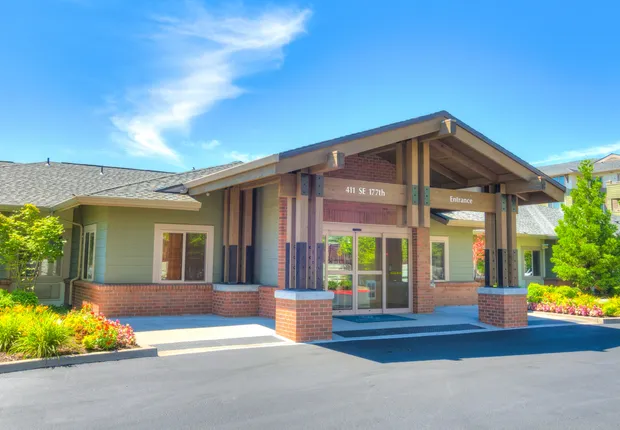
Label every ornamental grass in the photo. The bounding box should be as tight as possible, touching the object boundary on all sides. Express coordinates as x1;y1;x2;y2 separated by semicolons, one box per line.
0;291;136;360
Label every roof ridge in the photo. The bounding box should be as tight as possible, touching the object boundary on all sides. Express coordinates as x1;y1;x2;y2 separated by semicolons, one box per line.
59;161;171;174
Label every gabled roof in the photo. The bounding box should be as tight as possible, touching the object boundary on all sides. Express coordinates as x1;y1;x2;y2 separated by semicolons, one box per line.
538;153;620;177
0;161;238;212
183;110;566;205
434;205;620;237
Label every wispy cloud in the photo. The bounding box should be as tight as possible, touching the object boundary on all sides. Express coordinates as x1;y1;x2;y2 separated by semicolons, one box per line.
201;139;221;150
110;3;311;165
533;142;620;165
225;150;266;163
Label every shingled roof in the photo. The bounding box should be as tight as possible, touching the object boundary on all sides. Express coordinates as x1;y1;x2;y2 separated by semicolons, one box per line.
435;205;620;237
0;161;239;210
538;154;620;177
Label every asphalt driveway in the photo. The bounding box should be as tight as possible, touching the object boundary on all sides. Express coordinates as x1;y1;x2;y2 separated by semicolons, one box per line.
1;324;620;429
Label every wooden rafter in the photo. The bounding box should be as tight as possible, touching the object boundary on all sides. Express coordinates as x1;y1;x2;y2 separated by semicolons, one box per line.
432;139;498;181
430;160;467;186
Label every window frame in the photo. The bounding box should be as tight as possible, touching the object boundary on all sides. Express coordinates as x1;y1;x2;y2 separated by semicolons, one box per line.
430;236;450;282
82;224;97;282
38;258;63;279
152;224;214;284
522;247;543;279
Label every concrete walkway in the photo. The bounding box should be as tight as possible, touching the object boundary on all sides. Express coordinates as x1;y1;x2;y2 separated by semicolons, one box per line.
120;315;289;356
120;306;570;355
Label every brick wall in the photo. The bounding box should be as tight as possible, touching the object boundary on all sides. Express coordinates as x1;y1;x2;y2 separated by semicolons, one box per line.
72;281;213;317
325;154;396;183
434;281;483;306
259;286;278;318
412;227;434;313
213;290;259;317
478;292;528;328
275;298;332;342
323;201;398;225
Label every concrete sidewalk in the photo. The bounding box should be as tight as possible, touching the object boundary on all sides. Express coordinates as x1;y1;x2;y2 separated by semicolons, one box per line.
119;315;290;356
119;306;571;355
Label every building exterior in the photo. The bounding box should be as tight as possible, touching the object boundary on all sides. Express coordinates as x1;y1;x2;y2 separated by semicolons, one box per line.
0;111;565;339
538;154;620;212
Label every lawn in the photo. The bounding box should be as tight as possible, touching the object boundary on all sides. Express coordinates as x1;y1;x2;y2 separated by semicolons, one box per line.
0;289;136;362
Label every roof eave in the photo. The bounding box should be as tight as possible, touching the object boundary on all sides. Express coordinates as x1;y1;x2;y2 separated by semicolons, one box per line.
51;196;202;212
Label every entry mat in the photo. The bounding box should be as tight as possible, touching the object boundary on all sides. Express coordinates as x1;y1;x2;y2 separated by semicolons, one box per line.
334;315;413;323
333;323;486;338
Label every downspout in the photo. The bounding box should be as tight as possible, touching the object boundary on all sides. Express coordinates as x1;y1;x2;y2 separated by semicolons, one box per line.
67;221;84;306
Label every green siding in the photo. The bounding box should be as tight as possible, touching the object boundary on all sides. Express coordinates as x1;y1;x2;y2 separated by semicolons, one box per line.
102;191;225;284
253;184;279;286
429;220;475;282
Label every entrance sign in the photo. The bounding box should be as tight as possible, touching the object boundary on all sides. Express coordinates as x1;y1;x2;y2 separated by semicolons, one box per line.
324;177;406;205
430;188;495;212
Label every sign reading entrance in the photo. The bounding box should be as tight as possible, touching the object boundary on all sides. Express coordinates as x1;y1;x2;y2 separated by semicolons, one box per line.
431;188;495;212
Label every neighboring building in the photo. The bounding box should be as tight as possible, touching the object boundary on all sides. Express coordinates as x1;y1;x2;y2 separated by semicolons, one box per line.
538;154;620;211
0;111;565;336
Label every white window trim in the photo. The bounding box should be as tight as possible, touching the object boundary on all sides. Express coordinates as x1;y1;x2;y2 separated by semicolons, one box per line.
83;224;97;282
522;246;543;279
152;224;214;284
430;236;450;282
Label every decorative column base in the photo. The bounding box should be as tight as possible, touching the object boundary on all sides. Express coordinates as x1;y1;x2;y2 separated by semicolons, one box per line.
478;287;528;328
275;289;334;342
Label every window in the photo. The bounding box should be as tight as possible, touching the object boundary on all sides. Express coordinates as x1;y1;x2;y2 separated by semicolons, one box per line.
153;224;214;283
523;248;542;278
82;224;96;281
431;237;449;281
39;259;62;277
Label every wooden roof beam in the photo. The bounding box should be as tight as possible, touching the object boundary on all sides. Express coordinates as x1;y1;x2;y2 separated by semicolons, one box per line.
432;139;498;181
309;151;345;174
430;160;467;186
505;178;546;195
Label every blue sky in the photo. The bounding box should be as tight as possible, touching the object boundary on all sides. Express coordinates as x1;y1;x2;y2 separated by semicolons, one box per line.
1;0;618;172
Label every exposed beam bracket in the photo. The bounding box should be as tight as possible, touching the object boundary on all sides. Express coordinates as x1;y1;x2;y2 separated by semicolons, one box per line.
308;151;345;174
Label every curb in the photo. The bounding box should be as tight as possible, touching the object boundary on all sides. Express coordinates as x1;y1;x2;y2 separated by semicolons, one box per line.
529;311;620;325
0;346;158;375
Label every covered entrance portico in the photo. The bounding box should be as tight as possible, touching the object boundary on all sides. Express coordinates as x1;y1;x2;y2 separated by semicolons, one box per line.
182;111;565;342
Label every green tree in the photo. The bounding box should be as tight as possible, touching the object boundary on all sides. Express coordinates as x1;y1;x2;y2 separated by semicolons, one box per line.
551;160;620;294
0;204;65;290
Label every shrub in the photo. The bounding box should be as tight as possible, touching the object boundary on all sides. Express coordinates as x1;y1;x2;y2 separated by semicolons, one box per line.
64;306;136;351
603;298;620;317
10;310;70;358
10;290;38;306
0;289;13;308
0;313;22;352
527;283;549;304
555;286;579;299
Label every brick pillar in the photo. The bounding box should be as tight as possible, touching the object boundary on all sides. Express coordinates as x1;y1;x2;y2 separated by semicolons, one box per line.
411;227;434;313
478;287;528;328
275;290;334;342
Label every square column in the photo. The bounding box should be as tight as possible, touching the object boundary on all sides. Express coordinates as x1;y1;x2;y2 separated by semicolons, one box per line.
275;289;334;342
478;287;528;328
412;227;434;313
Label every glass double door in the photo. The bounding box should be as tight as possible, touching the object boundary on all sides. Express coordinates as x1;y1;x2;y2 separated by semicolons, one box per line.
325;226;410;314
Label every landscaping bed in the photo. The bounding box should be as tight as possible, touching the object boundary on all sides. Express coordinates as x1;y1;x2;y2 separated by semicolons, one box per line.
527;283;620;318
0;289;139;362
